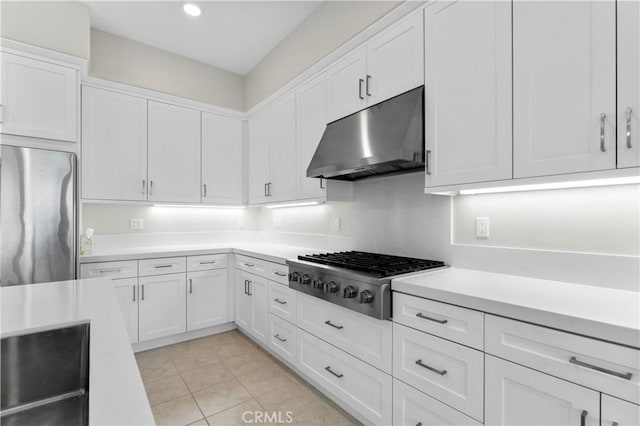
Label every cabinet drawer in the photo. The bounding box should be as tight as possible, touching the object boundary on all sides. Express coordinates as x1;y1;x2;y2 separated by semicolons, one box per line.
297;328;392;425
139;257;186;276
235;254;268;276
267;263;289;285
601;394;640;426
268;281;297;324
393;323;484;421
268;314;297;366
485;315;640;404
297;293;392;373
393;378;481;426
187;254;227;271
393;292;484;350
80;260;137;279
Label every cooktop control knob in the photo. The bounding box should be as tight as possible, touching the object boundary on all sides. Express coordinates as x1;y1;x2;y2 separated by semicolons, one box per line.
289;272;300;283
323;281;339;294
359;290;374;304
312;278;324;289
343;286;357;299
301;274;312;285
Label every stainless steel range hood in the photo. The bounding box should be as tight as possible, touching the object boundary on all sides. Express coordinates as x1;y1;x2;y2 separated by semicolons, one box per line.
307;86;424;181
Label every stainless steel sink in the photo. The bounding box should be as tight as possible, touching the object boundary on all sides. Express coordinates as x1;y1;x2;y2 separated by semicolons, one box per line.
1;323;90;426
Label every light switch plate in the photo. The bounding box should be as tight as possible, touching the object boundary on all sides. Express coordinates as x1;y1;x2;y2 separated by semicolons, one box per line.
333;217;342;231
475;217;489;238
129;218;144;230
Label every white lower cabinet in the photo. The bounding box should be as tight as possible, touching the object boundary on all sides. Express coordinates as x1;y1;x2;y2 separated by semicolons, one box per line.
393;323;484;422
112;278;139;344
601;394;640;426
393;379;481;426
485;355;600;426
138;273;187;341
297;328;392;425
268;313;297;366
235;270;269;345
235;270;252;331
187;269;227;331
268;281;297;323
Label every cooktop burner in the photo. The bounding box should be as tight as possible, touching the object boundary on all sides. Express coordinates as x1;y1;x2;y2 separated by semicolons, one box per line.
297;251;445;278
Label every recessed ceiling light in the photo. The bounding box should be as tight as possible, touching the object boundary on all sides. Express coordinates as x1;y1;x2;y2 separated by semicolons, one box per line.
182;2;202;17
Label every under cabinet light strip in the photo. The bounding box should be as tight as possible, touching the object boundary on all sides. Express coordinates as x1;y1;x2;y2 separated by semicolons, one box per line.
153;204;245;209
459;176;640;195
265;201;323;209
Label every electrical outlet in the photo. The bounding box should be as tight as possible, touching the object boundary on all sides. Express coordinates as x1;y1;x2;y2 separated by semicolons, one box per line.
333;217;342;231
475;217;489;238
129;218;144;231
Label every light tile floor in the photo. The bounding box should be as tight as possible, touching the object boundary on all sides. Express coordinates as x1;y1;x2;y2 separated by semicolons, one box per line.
135;330;361;426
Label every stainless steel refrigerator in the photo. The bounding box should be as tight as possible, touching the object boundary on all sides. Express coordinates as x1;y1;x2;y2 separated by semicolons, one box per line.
1;145;76;286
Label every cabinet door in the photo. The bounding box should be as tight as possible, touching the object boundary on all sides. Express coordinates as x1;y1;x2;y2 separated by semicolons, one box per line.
187;269;228;331
235;270;252;331
485;355;600;426
201;113;244;204
1;53;77;142
81;86;147;201
138;273;186;341
148;101;201;203
248;109;270;204
425;0;512;187
617;0;640;168
601;394;640;426
326;47;367;123
268;93;297;203
296;74;327;200
513;1;616;178
366;12;423;106
112;278;139;344
247;276;268;344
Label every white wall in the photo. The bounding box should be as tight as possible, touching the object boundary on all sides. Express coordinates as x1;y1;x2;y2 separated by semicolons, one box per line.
244;1;401;109
1;1;90;59
89;29;245;111
258;201;353;237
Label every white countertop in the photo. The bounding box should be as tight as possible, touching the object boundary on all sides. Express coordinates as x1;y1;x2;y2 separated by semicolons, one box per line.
80;242;329;265
1;278;155;425
393;267;640;348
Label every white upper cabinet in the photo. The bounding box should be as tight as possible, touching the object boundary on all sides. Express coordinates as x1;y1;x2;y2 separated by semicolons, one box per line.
326;47;368;123
147;101;201;203
1;53;77;142
296;74;327;200
617;0;640;169
366;12;424;106
81;86;148;201
424;0;512;187
201;113;244;204
268;93;297;202
326;12;424;123
513;1;616;178
248;109;271;204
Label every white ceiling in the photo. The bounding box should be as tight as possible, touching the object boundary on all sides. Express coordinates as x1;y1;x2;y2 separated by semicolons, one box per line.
85;1;322;75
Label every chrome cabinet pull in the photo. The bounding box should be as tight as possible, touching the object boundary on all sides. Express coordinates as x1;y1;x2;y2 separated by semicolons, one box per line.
415;359;447;376
569;356;632;380
141;284;145;301
244;263;255;268
273;271;287;277
98;267;122;273
580;410;588;426
267;182;272;196
247;280;252;296
626;107;633;148
149;180;153;195
154;264;173;269
133;285;136;302
189;278;193;294
426;150;432;175
274;298;287;305
203;184;207;198
320;178;325;189
264;183;268;197
416;312;448;324
199;260;216;265
244;279;248;295
600;113;607;152
325;366;343;378
324;320;343;330
358;78;364;100
142;179;146;195
274;334;287;342
366;75;372;96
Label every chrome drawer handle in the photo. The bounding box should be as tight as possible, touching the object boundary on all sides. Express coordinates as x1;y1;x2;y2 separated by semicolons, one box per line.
415;359;447;376
324;320;343;330
626;107;633;148
416;312;448;324
154;264;173;269
98;267;123;273
274;298;287;305
244;263;255;267
358;78;364;100
569;356;632;380
273;271;287;277
600;113;607;152
274;334;287;342
581;410;588;426
199;260;216;265
325;366;343;378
